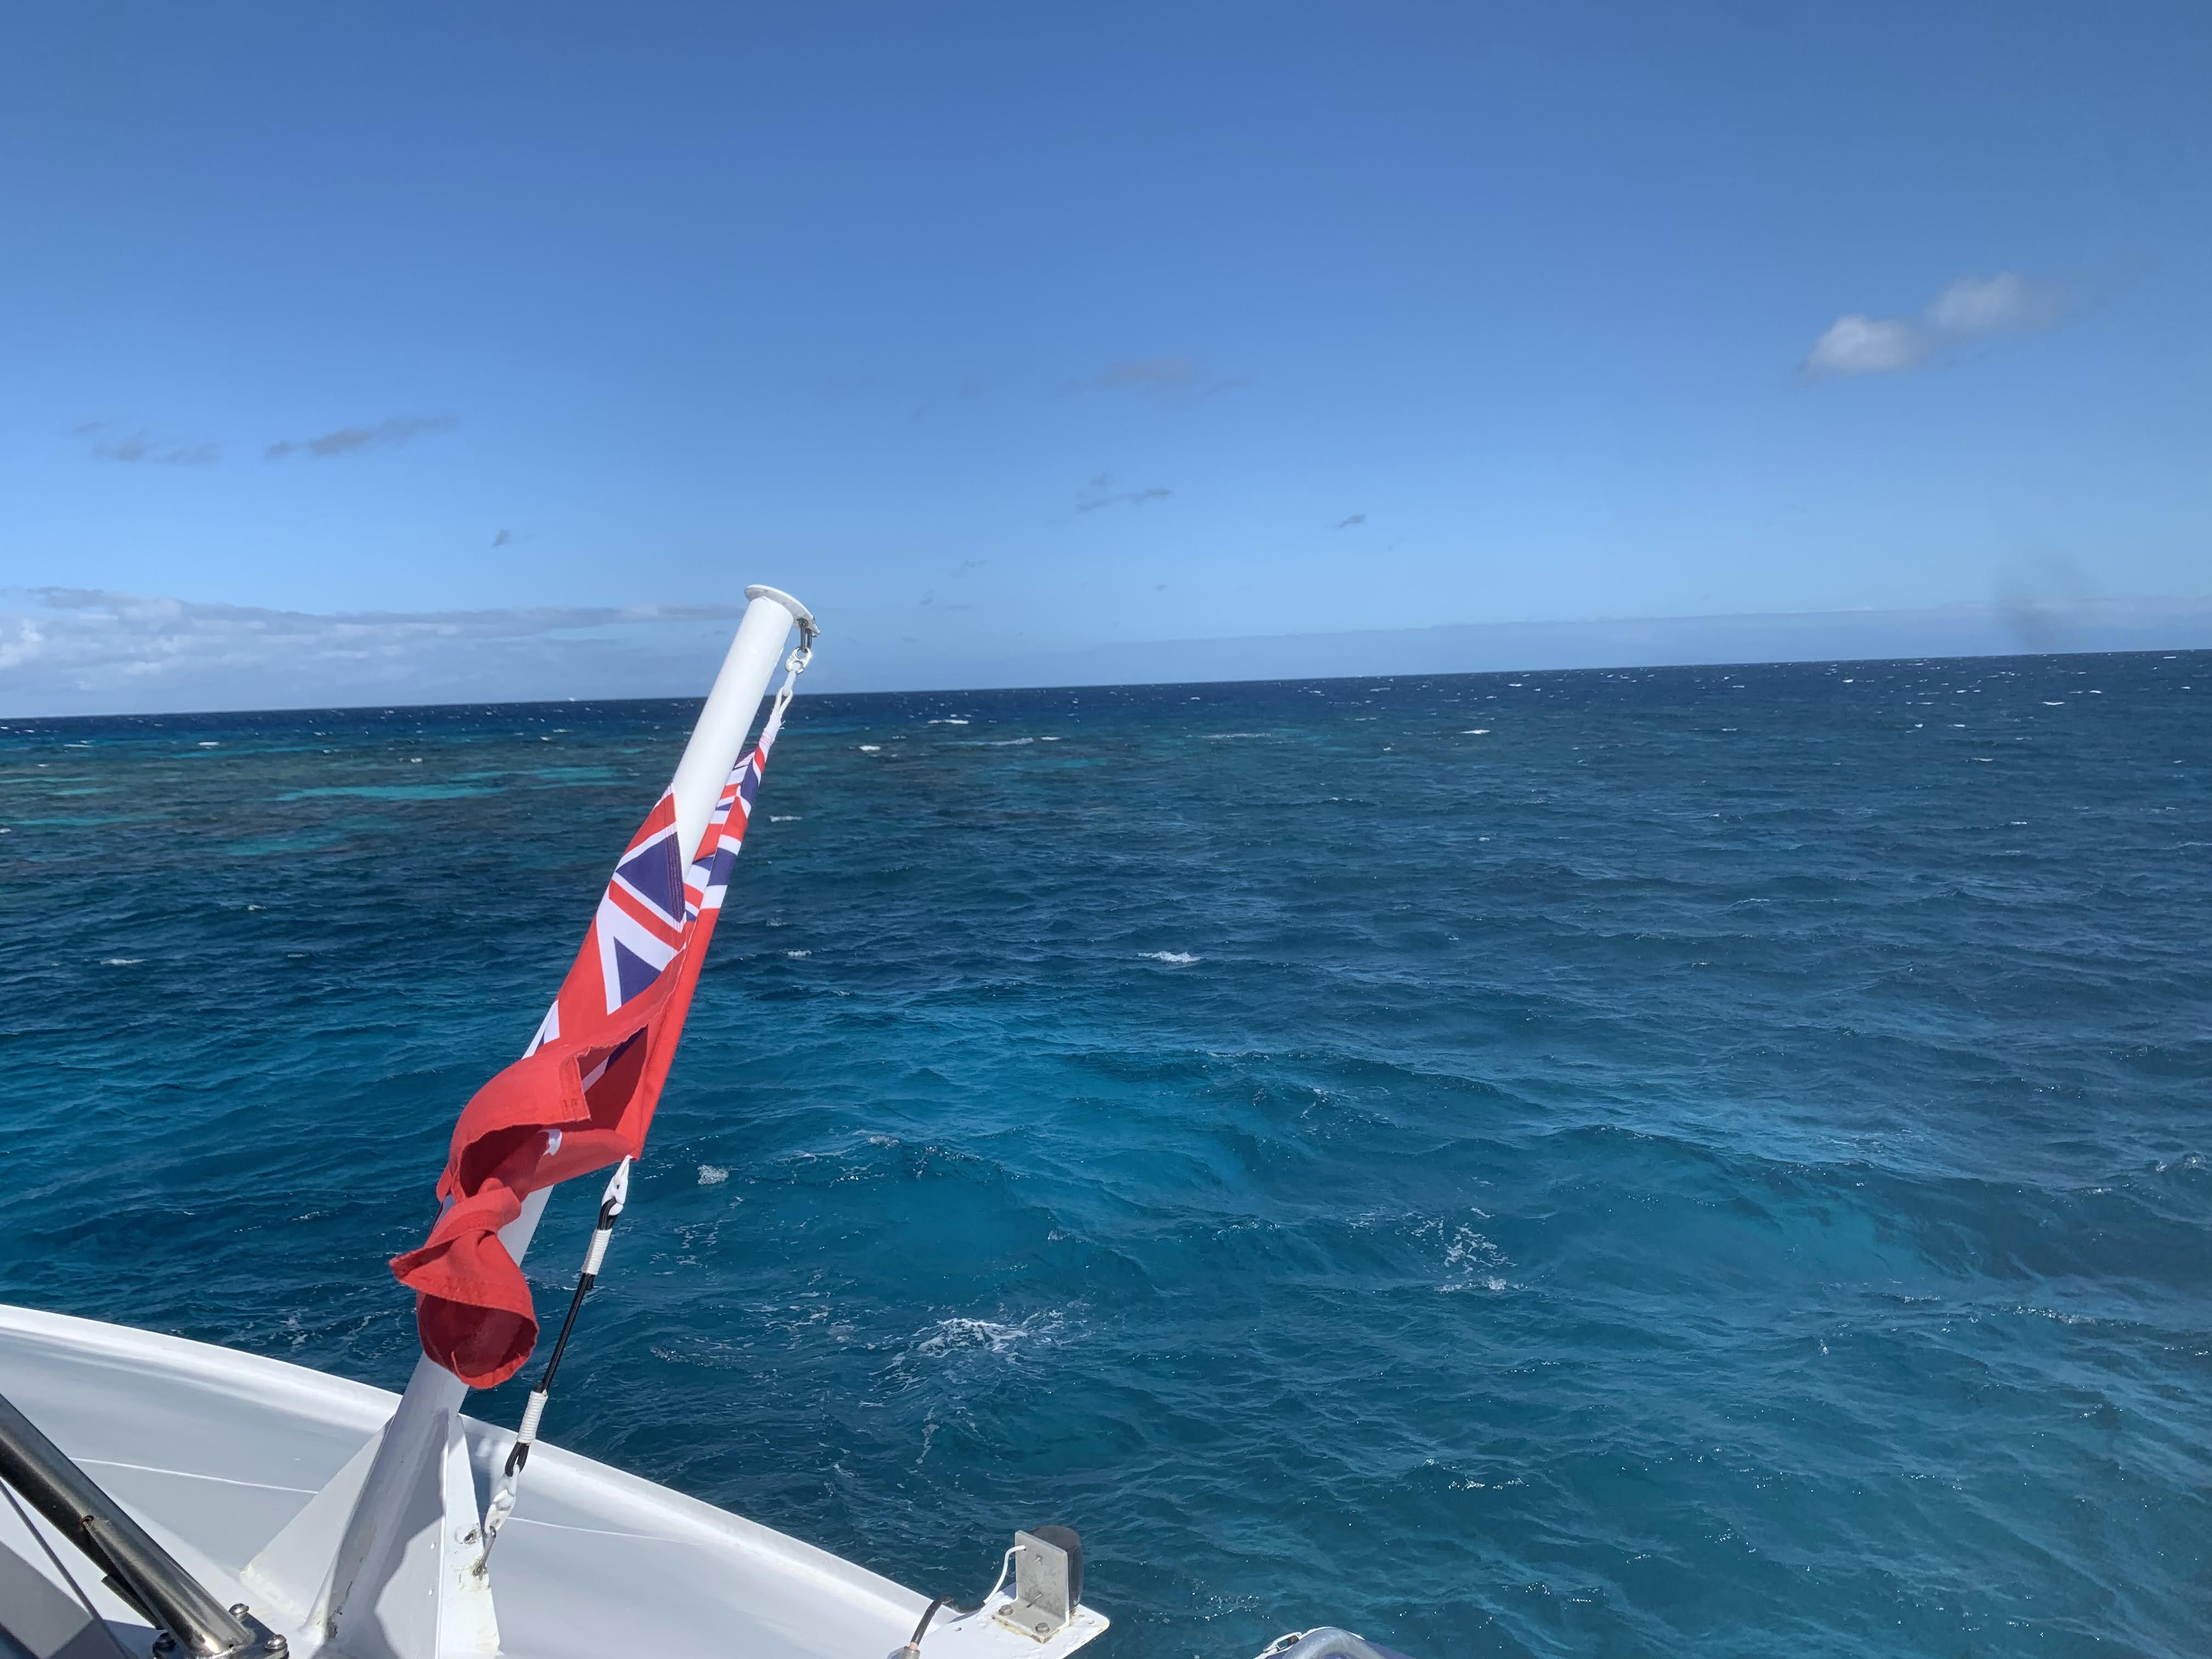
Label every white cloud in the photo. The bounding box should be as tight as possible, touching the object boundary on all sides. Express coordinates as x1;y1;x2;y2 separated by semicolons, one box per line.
1801;272;2067;381
0;588;753;716
1925;272;2065;336
1802;314;1938;378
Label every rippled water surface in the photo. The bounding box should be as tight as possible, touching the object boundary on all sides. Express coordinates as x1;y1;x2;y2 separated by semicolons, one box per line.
3;653;2208;1658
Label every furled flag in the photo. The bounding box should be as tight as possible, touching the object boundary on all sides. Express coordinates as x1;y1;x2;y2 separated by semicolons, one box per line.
391;712;788;1387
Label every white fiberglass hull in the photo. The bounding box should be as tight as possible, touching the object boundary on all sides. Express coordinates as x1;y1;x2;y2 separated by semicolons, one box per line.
0;1304;1105;1659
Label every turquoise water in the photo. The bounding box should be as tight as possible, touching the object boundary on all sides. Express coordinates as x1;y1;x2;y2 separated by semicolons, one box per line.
2;653;2207;1658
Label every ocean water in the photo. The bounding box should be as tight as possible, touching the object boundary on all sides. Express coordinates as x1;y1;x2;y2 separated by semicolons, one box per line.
2;653;2207;1658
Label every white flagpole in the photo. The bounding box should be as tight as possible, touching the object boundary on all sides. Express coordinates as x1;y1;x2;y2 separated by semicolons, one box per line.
244;585;815;1659
495;583;814;1266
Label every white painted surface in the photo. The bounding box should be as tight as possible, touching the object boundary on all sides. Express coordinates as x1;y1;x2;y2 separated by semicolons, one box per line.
0;1304;1107;1659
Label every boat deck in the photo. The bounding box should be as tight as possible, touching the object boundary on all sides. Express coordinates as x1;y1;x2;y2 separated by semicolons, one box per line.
0;1304;1104;1659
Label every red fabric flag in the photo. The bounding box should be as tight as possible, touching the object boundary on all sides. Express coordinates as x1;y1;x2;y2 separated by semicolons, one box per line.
391;720;781;1387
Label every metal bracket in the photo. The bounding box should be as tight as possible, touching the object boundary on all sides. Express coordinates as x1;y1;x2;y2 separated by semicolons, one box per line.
991;1530;1077;1643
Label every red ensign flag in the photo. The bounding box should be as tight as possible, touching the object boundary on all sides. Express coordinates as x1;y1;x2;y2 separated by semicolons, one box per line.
391;724;782;1387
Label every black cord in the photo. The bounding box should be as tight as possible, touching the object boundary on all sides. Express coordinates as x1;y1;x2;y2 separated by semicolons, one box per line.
503;1190;623;1479
910;1596;949;1645
902;1593;991;1654
540;1190;623;1394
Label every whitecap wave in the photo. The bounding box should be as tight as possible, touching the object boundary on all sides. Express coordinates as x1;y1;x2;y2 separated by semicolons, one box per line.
911;1309;1067;1361
1142;950;1200;964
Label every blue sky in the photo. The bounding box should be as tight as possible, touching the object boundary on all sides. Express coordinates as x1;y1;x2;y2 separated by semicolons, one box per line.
2;4;2207;710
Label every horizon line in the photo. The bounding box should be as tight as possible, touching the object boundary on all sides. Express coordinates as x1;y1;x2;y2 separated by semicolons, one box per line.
6;637;2203;726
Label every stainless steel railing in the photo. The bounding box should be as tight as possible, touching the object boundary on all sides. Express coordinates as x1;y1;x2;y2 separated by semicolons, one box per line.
0;1389;285;1658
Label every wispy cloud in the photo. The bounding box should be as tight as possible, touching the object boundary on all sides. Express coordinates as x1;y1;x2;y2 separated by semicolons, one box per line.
0;588;754;716
1074;473;1173;514
910;376;989;423
1802;315;1935;377
1925;273;2066;335
77;422;221;466
1801;272;2067;381
264;415;459;461
1084;355;1249;407
1093;355;1198;393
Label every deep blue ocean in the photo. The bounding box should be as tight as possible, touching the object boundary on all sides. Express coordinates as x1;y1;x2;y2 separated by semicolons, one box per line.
3;653;2207;1658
